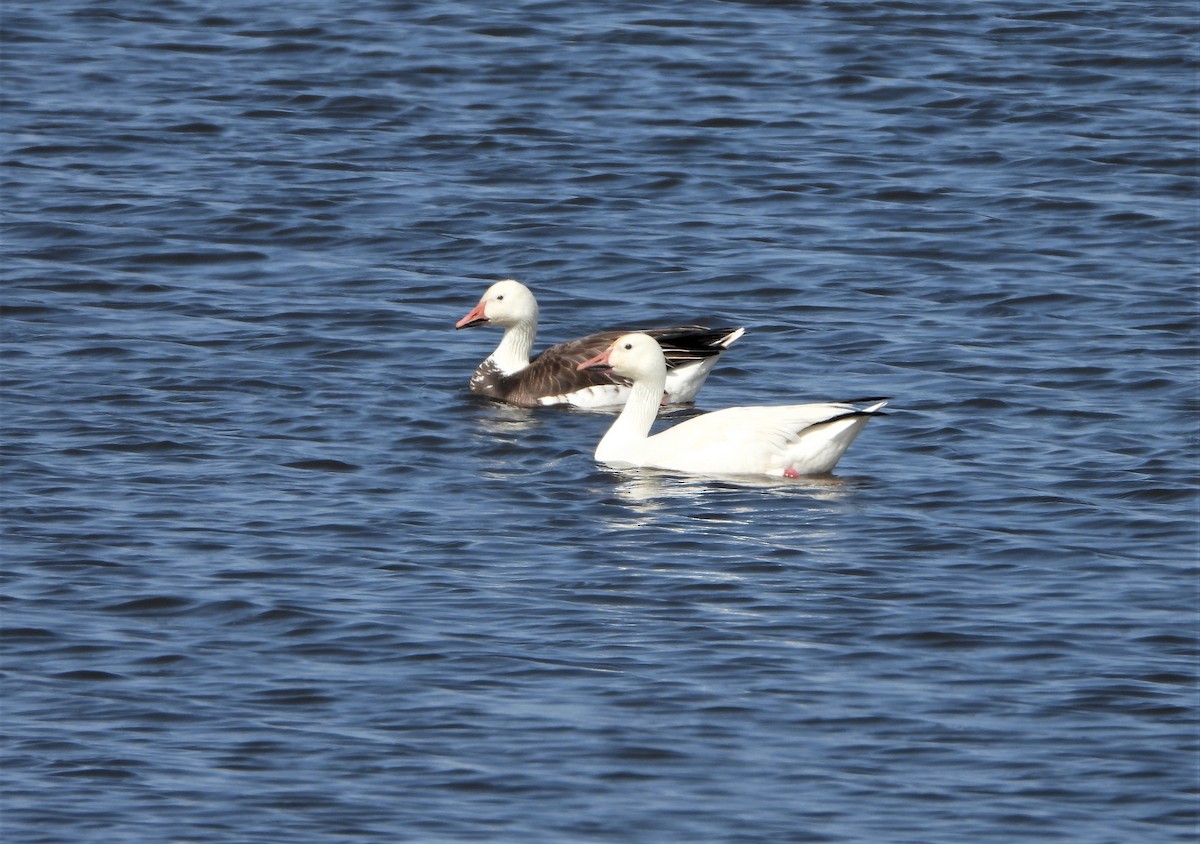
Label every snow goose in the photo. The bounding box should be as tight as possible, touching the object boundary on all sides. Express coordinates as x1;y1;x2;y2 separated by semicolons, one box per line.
578;333;887;477
455;279;744;409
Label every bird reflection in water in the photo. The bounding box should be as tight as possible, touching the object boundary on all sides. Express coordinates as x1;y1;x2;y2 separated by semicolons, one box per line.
605;466;862;509
469;401;542;436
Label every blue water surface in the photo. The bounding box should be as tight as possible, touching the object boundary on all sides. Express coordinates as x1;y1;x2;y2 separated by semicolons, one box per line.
2;1;1197;842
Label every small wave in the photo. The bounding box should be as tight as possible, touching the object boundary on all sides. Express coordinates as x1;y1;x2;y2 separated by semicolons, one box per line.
281;459;361;472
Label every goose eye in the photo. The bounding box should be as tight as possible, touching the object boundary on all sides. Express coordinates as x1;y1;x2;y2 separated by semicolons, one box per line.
496;295;504;301
623;343;632;350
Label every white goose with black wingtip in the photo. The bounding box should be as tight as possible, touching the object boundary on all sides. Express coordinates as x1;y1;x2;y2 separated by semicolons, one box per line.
578;333;887;477
455;279;744;409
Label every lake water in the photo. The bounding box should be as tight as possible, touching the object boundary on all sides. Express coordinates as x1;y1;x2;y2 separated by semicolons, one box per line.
2;1;1197;842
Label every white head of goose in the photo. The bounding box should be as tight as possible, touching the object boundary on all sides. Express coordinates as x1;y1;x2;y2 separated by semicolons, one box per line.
578;333;887;478
455;279;744;409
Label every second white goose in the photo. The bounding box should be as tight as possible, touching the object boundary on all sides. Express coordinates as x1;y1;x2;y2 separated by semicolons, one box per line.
578;333;887;477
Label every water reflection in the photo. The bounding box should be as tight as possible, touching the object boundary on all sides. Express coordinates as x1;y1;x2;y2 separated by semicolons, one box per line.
604;466;864;510
468;401;543;436
593;467;866;558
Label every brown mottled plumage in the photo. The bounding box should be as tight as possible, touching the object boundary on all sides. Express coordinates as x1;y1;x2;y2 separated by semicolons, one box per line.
468;326;741;407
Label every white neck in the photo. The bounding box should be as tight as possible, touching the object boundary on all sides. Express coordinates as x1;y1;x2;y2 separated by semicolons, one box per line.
489;319;536;374
595;368;664;463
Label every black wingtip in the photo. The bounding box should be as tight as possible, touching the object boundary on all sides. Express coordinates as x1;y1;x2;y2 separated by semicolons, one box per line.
807;408;887;430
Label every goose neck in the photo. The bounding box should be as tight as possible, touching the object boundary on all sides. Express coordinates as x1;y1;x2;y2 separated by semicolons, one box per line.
490;319;536;374
598;374;663;455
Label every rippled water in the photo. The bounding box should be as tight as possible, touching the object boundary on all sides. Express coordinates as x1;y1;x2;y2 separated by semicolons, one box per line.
3;2;1197;842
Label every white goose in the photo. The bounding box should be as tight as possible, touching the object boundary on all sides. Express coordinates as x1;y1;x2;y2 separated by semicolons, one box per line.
455;279;744;409
578;333;887;477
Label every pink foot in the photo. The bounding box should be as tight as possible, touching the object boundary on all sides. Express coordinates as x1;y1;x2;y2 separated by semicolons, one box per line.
783;467;800;479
